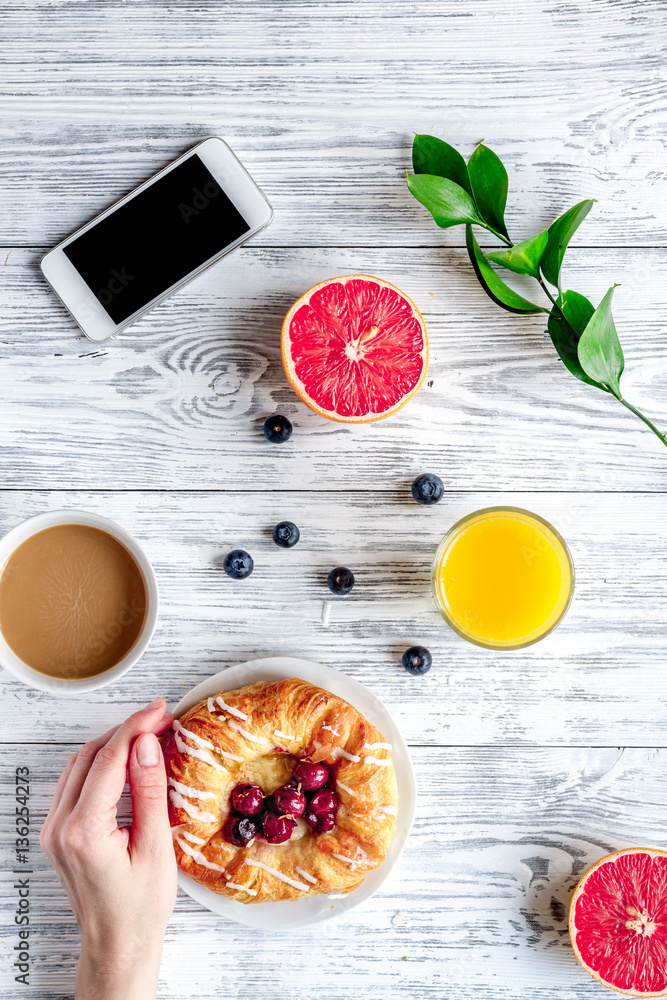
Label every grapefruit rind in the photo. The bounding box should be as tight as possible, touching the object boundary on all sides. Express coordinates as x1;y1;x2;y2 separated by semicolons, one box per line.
569;848;667;998
280;274;428;424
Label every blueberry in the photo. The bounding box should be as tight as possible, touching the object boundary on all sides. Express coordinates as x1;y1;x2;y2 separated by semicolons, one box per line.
223;549;254;579
327;566;355;595
273;521;300;548
411;473;444;505
264;414;292;443
402;645;432;675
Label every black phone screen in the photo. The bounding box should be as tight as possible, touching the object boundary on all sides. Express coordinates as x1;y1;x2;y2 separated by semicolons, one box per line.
64;154;251;324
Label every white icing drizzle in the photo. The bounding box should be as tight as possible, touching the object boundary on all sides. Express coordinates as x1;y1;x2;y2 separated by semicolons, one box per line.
174;730;226;771
363;742;392;752
274;728;294;741
182;831;206;845
364;756;392;767
336;780;356;796
227;719;269;744
322;724;340;737
216;695;248;720
169;789;217;824
329;747;361;763
226;881;257;896
168;777;215;800
295;866;317;884
173;719;216;751
176;718;239;764
207;697;216;714
332;852;358;870
379;804;398;816
243;858;311;891
175;836;226;872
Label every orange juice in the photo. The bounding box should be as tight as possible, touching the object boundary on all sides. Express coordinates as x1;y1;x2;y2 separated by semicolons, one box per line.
432;507;574;649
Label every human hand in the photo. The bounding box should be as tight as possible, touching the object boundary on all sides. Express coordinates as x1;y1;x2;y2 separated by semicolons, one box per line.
40;699;177;1000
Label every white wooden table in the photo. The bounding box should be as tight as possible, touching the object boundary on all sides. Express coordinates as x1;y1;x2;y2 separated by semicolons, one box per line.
2;1;667;997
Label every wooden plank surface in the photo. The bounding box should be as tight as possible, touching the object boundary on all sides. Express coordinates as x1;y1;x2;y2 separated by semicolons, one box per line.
1;0;666;997
2;2;667;248
3;744;667;1000
0;489;666;747
2;247;667;492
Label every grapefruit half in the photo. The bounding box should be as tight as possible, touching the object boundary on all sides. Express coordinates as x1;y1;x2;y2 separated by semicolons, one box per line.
281;274;428;422
570;848;667;997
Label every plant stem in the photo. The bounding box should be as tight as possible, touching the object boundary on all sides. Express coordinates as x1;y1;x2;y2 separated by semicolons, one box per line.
477;223;512;247
538;278;562;314
486;227;512;247
617;397;667;448
538;278;667;449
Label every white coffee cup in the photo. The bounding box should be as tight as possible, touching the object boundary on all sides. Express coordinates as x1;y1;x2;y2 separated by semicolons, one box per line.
0;509;159;694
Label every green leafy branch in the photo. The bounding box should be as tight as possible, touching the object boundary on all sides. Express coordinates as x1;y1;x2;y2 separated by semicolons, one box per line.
406;135;667;449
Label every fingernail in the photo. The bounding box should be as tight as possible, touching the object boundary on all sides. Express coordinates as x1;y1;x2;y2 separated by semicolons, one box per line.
144;698;163;712
137;732;160;767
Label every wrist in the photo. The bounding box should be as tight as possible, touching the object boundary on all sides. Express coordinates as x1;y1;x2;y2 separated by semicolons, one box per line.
75;937;164;1000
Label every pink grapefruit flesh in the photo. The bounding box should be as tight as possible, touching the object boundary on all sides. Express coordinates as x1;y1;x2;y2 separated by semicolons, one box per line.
570;848;667;997
281;274;428;423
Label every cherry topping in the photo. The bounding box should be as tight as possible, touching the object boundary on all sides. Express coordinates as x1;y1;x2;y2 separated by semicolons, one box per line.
308;788;338;816
292;760;329;791
305;811;335;833
231;783;264;816
224;815;257;847
272;784;306;818
261;811;296;844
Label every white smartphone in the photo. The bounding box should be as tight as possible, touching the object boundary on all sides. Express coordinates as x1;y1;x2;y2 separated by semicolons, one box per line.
40;137;273;342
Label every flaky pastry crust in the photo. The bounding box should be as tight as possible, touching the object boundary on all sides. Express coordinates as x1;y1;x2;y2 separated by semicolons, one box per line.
165;677;398;903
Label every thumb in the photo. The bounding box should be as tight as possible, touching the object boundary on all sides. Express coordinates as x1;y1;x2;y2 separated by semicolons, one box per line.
128;732;171;858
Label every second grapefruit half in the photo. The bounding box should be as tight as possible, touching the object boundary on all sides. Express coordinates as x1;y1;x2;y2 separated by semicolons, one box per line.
570;848;667;997
281;274;428;423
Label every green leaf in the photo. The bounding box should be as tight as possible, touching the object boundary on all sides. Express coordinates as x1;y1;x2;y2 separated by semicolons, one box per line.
577;285;624;397
465;226;547;314
407;173;483;229
412;135;473;195
467;143;510;242
541;199;596;289
547;290;606;389
485;230;549;278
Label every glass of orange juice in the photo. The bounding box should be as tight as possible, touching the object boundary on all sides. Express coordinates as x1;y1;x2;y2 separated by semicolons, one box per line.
431;507;574;650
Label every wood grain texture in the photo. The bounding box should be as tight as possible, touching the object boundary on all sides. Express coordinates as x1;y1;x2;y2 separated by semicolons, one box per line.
0;490;665;748
3;744;667;1000
2;247;667;491
1;1;667;248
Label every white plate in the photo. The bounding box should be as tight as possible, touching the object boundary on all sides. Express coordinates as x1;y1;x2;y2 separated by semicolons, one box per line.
170;656;417;930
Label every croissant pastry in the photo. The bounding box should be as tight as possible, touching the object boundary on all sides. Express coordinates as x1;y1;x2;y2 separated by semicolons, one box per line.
165;677;398;903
